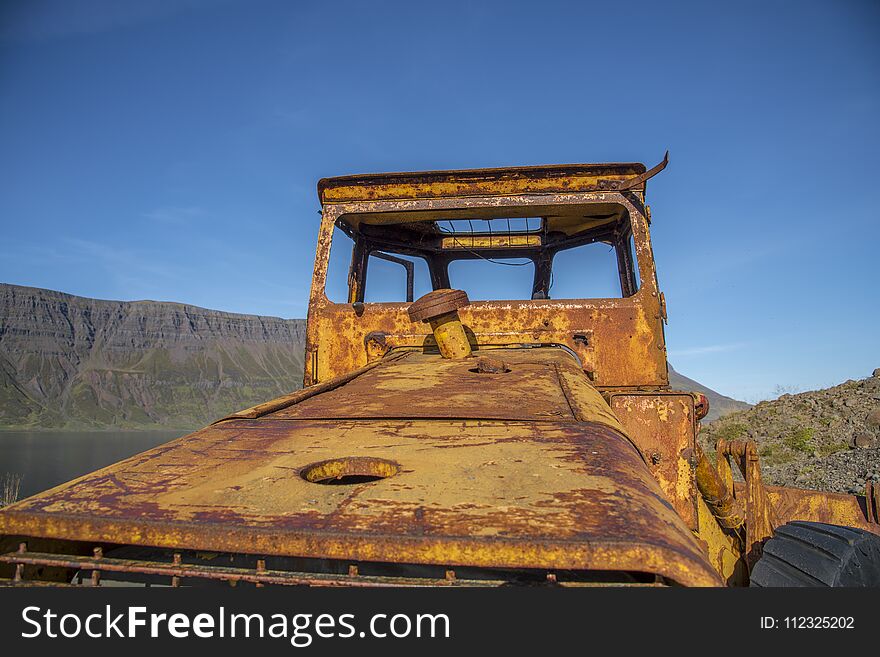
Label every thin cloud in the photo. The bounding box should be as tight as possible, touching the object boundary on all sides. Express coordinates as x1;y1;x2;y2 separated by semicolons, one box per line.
62;238;186;282
667;342;749;358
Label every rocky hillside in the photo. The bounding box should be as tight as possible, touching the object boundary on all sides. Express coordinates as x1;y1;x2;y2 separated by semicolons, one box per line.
0;283;305;430
701;370;880;494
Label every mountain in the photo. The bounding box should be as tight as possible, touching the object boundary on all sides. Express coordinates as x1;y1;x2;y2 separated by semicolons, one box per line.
0;283;305;430
668;365;751;421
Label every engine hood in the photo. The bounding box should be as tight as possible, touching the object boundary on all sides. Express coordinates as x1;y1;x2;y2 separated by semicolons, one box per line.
1;416;719;586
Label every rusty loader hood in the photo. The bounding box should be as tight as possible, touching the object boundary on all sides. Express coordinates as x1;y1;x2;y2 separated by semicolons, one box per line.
0;348;721;586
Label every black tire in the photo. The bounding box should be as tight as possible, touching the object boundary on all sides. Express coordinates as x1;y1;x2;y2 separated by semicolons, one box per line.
750;521;880;587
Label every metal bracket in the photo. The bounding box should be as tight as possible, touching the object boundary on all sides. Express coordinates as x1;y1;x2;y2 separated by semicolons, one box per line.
716;439;778;569
614;151;669;191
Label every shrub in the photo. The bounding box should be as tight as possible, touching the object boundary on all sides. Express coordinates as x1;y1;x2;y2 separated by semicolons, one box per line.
783;427;815;453
715;422;748;442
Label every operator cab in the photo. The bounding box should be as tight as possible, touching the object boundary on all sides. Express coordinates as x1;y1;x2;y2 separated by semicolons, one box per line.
307;160;669;388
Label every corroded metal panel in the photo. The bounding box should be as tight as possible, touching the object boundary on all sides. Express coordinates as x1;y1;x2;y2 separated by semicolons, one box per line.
318;162;649;204
608;393;698;530
758;485;879;535
273;348;616;425
0;416;720;586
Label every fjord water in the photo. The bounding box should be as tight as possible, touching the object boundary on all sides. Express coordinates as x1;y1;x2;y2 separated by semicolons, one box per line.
0;430;183;500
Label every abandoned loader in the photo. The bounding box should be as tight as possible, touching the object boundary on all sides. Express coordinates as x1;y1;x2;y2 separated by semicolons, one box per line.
2;155;879;587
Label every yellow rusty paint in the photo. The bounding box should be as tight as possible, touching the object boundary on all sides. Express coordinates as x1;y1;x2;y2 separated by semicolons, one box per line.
272;348;627;435
318;163;647;204
300;457;400;484
321;176;625;203
608;393;697;529
656;400;671;422
429;313;472;359
440;234;542;249
695;496;744;585
761;485;879;534
693;445;744;531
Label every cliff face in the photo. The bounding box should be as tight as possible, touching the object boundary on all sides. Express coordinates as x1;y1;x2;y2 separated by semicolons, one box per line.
0;284;305;430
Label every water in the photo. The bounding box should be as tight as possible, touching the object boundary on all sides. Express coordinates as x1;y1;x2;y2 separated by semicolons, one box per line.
0;430;184;500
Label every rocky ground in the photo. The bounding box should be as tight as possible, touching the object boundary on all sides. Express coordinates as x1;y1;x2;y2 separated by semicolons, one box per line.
700;369;880;494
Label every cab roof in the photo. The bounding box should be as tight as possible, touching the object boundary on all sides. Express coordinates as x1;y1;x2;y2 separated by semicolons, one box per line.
318;161;649;205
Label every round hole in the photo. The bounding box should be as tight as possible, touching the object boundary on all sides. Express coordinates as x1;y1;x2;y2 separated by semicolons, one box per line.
300;457;400;486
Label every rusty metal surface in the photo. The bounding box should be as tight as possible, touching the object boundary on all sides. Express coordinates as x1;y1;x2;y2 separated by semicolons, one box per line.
867;480;880;525
304;191;666;389
0;413;720;586
318;162;648;204
695;496;747;586
408;289;473;360
271;348;621;426
1;550;502;588
717;440;777;566
1;549;667;588
693;445;744;531
608;392;698;529
756;485;880;535
407;289;470;322
611;151;669;191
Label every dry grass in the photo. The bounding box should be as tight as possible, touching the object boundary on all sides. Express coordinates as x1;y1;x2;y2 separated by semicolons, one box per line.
1;472;22;507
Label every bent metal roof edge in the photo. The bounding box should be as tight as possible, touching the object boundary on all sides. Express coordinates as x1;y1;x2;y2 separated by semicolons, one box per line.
318;161;648;205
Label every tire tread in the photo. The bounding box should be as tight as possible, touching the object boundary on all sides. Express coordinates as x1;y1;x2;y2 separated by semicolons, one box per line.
750;521;880;587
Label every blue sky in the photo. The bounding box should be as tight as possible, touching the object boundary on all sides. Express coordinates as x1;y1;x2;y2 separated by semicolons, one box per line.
1;0;878;402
